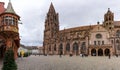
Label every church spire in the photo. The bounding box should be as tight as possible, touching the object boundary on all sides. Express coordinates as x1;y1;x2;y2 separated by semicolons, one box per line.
5;0;16;14
107;8;112;14
103;8;114;30
48;2;56;14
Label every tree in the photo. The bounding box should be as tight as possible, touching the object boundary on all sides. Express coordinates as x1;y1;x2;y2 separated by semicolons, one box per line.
2;48;17;70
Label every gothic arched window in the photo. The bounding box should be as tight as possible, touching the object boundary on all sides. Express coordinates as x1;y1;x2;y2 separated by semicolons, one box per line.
116;30;120;37
66;43;70;52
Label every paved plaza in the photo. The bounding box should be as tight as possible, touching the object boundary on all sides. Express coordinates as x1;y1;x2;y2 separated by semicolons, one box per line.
1;55;120;70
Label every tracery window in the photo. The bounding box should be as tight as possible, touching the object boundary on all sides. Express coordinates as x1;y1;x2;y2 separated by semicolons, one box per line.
116;30;120;37
117;45;120;50
96;34;102;39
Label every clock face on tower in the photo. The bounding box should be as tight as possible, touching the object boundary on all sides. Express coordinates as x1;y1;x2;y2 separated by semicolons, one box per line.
96;33;102;39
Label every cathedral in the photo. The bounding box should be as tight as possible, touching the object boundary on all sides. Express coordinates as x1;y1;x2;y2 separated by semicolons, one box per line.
0;1;20;59
43;3;120;56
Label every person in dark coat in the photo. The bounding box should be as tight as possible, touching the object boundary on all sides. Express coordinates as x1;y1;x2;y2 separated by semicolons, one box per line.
59;51;62;58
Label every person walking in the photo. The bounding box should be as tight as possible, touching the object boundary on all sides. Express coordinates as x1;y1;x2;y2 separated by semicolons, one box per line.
59;51;62;58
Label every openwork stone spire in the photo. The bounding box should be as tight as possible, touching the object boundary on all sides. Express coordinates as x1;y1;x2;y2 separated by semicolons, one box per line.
48;2;56;14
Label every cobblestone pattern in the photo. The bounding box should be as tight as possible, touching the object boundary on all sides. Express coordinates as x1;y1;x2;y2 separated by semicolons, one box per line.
0;55;120;70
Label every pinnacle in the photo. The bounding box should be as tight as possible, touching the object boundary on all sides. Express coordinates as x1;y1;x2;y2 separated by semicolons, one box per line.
48;2;56;14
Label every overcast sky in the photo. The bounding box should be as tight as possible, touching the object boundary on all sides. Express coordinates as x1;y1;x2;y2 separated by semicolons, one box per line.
1;0;120;46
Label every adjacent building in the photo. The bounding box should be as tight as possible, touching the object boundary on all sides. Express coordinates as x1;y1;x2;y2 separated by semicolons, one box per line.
18;45;40;55
43;3;120;56
0;1;20;59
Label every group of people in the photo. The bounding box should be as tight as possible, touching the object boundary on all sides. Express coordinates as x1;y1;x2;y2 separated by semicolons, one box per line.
58;53;119;58
59;53;88;58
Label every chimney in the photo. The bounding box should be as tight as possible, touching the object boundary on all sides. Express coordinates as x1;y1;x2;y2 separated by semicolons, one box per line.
0;2;5;14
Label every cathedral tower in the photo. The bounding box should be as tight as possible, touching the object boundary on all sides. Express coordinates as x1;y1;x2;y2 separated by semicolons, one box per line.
103;8;114;31
43;3;59;54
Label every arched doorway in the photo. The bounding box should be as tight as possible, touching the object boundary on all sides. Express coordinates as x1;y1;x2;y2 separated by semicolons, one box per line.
104;48;110;56
54;44;56;51
66;43;70;54
98;49;103;56
81;42;86;54
59;44;63;55
73;42;79;55
53;44;56;54
91;49;96;56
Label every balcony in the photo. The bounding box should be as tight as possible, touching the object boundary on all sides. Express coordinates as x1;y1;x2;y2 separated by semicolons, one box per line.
0;26;18;33
0;25;19;38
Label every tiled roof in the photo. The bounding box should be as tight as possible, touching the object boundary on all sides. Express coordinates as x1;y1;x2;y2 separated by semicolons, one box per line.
60;21;120;33
60;25;97;33
114;21;120;26
20;44;38;50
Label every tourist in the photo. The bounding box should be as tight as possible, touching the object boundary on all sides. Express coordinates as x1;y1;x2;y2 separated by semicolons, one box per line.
59;51;62;58
69;53;72;57
82;54;84;57
80;53;82;57
116;54;118;57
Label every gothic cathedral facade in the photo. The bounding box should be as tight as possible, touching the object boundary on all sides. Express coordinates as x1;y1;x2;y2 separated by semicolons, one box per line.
43;3;120;56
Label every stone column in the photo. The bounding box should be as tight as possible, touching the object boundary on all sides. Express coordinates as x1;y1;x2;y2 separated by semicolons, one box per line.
45;45;48;54
96;49;98;56
70;43;73;54
110;48;113;56
89;49;91;56
86;37;89;54
79;46;81;55
103;48;105;56
57;44;59;55
79;42;81;54
63;42;65;55
50;46;52;55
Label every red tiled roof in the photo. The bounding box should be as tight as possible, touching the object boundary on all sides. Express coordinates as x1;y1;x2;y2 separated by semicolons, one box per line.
114;21;120;26
60;25;97;33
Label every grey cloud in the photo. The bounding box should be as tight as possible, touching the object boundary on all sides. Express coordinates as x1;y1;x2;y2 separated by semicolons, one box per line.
3;0;120;46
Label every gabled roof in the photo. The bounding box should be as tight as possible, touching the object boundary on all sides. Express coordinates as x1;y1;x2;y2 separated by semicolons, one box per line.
60;25;97;33
5;1;16;14
114;21;120;26
91;24;108;32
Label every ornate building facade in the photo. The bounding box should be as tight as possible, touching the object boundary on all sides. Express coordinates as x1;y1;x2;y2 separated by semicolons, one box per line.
43;3;120;56
0;1;20;59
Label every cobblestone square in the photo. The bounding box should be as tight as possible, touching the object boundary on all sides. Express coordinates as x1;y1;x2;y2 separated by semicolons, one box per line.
1;55;120;70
